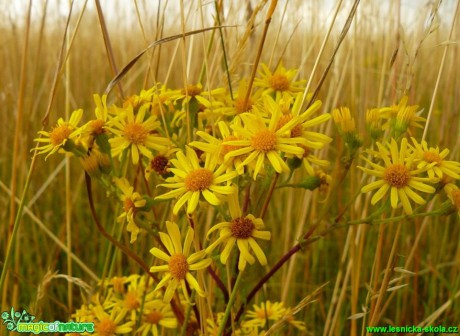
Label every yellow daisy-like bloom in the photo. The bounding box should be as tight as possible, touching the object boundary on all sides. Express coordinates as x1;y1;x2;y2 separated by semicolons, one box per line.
254;63;305;100
136;299;177;336
276;93;331;149
444;184;460;218
145;147;179;180
205;190;271;271
224;95;322;179
189;120;246;174
155;147;238;214
114;177;146;243
245;301;287;329
86;94;110;137
380;96;426;133
150;221;212;303
333;107;356;134
108;104;170;165
122;86;156;111
411;138;460;179
298;144;330;176
358;138;437;214
112;275;157;323
34;109;83;159
93;305;134;336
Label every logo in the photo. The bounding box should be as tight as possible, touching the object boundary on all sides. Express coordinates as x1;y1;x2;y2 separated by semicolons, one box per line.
1;308;94;334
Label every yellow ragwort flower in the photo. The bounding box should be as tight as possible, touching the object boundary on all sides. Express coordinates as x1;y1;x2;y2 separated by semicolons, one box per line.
155;147;237;214
137;299;177;336
411;138;460;179
254;63;305;100
244;301;286;329
114;177;146;243
150;221;212;303
205;190;270;271
358;138;437;214
109;104;170;165
34;109;83;159
93;305;134;336
224;95;322;179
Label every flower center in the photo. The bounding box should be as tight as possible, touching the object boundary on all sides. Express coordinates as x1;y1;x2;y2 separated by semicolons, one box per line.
124;291;140;310
123;122;148;145
423;151;442;163
95;318;117;336
185;168;214;191
145;310;163;324
88;119;106;136
230;217;255;239
384;164;411;188
50;123;73;146
234;97;253;114
268;73;290;91
255;307;273;320
251;129;277;152
168;253;189;280
123;198;136;213
150;155;169;175
181;85;202;97
276;115;303;138
221;135;241;156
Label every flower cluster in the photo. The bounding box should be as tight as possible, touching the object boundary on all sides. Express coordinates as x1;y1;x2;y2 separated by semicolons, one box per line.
35;59;460;336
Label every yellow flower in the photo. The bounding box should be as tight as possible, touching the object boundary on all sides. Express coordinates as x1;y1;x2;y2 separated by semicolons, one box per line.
111;275;157;323
34;109;83;159
137;299;178;336
108;104;170;164
254;63;305;100
93;305;134;336
366;108;384;139
278;93;331;149
245;301;286;329
189;120;246;174
358;138;437;214
123;86;156;111
333;107;356;134
298;145;330;175
114;177;146;243
224;95;321;179
150;221;212;303
411;138;460;179
145;147;179;180
155;146;237;214
380;96;425;134
444;184;460;218
205;190;270;271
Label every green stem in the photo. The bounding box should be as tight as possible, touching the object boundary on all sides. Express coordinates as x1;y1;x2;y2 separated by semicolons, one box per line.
218;270;244;336
180;291;196;336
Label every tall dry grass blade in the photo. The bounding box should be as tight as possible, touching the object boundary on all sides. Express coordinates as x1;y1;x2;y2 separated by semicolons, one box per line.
422;0;460;141
307;0;361;107
94;0;124;99
1;0;76;312
104;26;232;95
300;0;344;107
3;0;33;314
243;0;279;109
